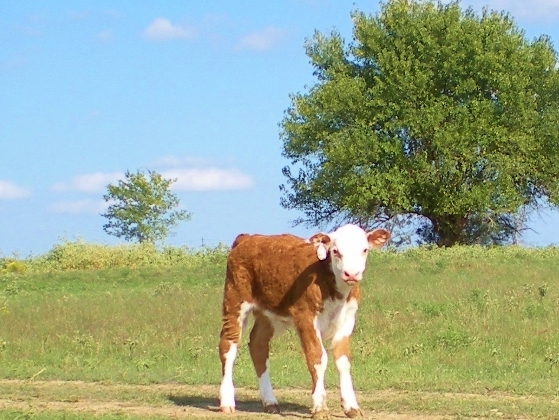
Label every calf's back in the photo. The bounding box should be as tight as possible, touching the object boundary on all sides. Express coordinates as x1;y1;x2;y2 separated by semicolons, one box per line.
225;233;339;315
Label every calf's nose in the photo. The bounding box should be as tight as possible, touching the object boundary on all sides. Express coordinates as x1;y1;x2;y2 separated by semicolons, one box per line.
342;271;362;281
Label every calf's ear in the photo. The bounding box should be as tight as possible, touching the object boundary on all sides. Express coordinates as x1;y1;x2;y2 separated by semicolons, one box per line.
367;229;391;249
308;233;332;260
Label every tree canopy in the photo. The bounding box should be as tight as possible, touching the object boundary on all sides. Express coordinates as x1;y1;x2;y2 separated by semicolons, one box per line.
280;0;559;246
102;170;191;244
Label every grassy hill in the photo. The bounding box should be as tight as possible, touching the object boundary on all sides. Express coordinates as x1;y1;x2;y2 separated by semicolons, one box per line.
1;242;559;418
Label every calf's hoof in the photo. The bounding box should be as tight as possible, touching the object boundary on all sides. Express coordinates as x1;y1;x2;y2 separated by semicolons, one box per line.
312;409;331;420
263;403;281;414
344;407;363;418
219;406;235;414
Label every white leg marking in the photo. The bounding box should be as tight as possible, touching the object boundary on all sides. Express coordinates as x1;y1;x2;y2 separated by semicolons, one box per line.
219;342;238;408
311;317;328;413
258;360;278;406
336;355;359;412
332;298;360;413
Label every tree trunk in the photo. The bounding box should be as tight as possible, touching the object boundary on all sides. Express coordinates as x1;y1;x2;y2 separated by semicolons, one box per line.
430;215;468;247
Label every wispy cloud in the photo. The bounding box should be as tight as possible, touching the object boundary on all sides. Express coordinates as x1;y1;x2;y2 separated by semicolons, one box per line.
151;155;235;168
69;10;91;20
0;180;32;200
164;168;254;191
51;172;123;194
458;0;559;22
50;163;253;196
1;56;28;69
47;199;109;214
152;155;254;191
96;29;113;43
83;110;102;123
504;0;559;22
293;0;321;5
69;9;122;21
236;26;288;51
142;17;197;41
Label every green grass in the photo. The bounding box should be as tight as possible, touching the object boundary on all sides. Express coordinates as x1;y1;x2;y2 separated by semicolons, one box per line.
0;263;225;384
2;243;559;417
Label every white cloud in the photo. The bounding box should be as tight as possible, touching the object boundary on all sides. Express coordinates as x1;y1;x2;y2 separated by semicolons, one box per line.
49;164;253;198
0;180;32;200
47;199;109;214
142;17;197;41
236;26;288;51
163;168;254;191
51;172;123;194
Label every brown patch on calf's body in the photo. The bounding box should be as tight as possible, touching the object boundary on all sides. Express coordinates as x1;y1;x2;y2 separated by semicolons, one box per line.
332;335;350;361
297;320;325;391
224;234;337;317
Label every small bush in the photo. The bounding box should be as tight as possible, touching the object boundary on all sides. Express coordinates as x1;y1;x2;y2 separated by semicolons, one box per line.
0;259;28;274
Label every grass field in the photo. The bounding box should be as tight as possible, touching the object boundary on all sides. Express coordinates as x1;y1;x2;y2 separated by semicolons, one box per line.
2;243;559;418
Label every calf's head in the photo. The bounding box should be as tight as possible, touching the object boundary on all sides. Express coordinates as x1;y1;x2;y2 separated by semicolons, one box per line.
310;224;390;285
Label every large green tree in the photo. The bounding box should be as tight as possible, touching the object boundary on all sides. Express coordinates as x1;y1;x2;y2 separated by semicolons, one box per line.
280;0;559;246
102;170;191;244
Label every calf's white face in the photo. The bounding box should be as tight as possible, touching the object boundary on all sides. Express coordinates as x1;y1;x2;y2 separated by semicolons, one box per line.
311;224;390;285
331;226;368;282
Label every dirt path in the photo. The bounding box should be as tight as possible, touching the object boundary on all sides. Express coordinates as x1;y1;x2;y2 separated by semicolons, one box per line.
0;379;538;419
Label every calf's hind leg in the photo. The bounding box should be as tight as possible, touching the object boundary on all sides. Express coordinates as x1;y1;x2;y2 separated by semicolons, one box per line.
297;319;330;419
219;301;252;413
249;313;280;413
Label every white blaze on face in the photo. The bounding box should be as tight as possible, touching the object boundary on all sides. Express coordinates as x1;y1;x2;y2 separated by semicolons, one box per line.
329;225;370;282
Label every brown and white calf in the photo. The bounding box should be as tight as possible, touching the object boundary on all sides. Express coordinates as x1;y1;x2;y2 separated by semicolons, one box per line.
218;224;390;418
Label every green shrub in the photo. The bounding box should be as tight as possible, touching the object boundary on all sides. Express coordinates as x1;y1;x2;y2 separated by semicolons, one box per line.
0;259;28;274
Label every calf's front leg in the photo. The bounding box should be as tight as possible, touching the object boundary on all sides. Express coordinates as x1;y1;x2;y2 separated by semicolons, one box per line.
331;297;362;418
332;336;362;418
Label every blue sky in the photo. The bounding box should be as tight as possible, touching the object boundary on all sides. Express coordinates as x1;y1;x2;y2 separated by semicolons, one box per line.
1;0;559;256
